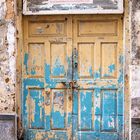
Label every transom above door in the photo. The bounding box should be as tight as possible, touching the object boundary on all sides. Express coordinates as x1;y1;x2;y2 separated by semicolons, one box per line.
22;15;124;140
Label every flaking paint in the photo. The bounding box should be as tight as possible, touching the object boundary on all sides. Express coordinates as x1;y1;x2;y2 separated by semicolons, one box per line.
0;0;134;139
21;15;124;140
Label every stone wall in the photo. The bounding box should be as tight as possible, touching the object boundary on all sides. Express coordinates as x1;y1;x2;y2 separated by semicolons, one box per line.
0;0;16;113
131;0;140;139
0;0;16;139
131;0;140;119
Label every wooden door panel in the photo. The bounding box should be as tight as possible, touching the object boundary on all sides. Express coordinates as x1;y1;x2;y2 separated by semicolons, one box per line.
23;16;72;140
29;20;66;37
23;15;123;140
23;43;45;77
78;90;94;130
28;89;45;129
78;20;118;37
73;15;123;140
78;43;94;79
50;43;66;78
101;43;117;79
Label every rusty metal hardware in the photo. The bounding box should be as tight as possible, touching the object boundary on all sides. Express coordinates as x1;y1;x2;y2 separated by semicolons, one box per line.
61;81;79;89
73;48;78;68
61;81;71;88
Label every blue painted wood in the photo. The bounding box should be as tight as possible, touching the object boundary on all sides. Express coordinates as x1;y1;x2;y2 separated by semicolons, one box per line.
51;90;65;129
79;90;93;130
29;89;45;129
71;51;124;137
102;90;116;131
22;16;124;140
23;48;72;139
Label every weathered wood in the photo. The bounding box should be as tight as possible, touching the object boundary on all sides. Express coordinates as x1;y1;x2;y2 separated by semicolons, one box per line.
23;0;123;14
22;15;124;140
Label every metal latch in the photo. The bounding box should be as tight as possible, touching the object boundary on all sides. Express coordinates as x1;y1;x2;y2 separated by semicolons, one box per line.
73;48;78;68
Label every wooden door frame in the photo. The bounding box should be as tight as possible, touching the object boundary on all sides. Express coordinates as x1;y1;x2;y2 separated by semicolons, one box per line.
16;0;131;139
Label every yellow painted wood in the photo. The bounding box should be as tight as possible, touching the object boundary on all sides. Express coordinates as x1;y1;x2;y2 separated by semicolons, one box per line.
73;15;122;86
23;15;123;140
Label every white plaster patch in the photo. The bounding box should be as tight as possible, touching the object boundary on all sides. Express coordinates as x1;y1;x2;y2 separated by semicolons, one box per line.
0;25;6;50
108;117;115;128
130;65;140;98
0;0;6;20
135;10;140;22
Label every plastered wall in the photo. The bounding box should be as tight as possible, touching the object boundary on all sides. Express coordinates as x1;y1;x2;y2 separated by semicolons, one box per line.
0;0;16;113
131;0;140;118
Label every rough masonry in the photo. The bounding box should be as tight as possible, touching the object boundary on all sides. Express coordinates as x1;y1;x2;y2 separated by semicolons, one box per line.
131;0;140;119
131;0;140;139
0;0;16;113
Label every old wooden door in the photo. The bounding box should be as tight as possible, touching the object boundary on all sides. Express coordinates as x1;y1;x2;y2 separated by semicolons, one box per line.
22;15;124;140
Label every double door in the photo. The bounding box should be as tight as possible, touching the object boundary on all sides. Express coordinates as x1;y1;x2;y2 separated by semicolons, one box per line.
22;15;124;140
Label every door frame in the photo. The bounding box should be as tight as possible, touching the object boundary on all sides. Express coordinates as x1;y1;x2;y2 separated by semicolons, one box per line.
16;0;131;139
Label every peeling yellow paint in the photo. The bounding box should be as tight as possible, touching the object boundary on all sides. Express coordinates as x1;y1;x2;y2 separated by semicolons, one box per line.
22;15;125;140
30;96;35;124
26;93;36;126
35;132;44;140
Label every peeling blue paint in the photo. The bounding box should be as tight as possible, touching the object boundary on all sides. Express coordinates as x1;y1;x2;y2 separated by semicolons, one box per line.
89;66;93;77
94;116;100;131
45;63;51;82
108;64;115;73
27;130;68;140
117;88;124;115
24;53;29;74
46;116;50;131
73;90;78;114
79;90;92;130
52;58;65;76
30;89;44;129
94;89;101;115
94;72;100;79
102;90;117;131
119;55;124;65
118;69;124;84
31;68;36;75
22;30;124;140
103;73;110;77
22;78;44;129
52;111;65;129
94;68;101;80
45;63;57;88
51;90;65;129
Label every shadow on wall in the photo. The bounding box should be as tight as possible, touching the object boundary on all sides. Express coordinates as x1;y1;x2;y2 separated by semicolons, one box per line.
132;118;140;140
